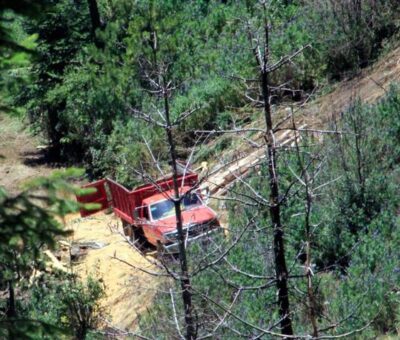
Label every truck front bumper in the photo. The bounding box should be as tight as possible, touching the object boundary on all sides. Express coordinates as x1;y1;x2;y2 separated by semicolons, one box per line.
161;227;221;254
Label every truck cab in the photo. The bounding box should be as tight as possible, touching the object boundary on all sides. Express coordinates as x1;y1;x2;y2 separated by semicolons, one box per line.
137;187;219;252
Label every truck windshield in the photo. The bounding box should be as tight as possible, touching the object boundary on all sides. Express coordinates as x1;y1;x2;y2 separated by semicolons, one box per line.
150;193;202;221
150;200;175;220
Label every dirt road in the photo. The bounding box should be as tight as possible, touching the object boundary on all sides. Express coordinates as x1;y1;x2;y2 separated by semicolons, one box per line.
0;114;52;194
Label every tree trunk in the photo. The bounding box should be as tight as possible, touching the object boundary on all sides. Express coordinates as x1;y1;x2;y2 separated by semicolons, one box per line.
7;280;17;340
163;82;196;340
87;0;101;34
260;24;293;337
86;0;104;48
7;280;16;319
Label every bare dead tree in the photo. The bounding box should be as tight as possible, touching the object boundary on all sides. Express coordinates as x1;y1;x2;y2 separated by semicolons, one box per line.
162;75;196;340
246;3;309;335
291;114;319;337
100;3;381;338
128;29;197;339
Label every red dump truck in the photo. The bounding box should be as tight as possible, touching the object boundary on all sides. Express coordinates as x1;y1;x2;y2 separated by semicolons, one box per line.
76;172;220;253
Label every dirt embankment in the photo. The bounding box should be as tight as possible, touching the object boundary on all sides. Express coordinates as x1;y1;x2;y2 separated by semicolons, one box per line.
313;45;400;126
65;213;159;331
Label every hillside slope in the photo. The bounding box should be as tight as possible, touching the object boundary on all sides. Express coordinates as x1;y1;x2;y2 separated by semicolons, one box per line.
315;46;400;124
1;45;399;334
203;46;400;197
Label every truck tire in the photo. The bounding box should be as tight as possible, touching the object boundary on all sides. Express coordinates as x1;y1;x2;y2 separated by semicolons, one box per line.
133;227;145;246
122;220;133;242
122;221;153;252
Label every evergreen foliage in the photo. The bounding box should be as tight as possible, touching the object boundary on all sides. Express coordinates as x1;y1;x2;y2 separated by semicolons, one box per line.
1;0;400;338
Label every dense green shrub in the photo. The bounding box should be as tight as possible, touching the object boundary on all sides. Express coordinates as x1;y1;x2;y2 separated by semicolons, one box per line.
303;0;400;80
23;274;105;339
316;87;400;269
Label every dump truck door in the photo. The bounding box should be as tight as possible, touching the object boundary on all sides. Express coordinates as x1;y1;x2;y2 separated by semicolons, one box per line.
76;179;110;217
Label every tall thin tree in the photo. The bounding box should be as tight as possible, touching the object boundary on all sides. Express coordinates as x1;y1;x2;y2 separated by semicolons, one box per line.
129;28;198;339
246;4;309;335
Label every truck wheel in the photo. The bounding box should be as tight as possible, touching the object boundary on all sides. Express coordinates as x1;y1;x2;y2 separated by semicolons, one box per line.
133;227;153;251
156;241;164;259
122;221;152;252
122;220;133;242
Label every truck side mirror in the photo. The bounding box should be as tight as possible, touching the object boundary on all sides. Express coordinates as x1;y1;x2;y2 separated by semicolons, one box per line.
201;187;210;205
133;208;139;219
